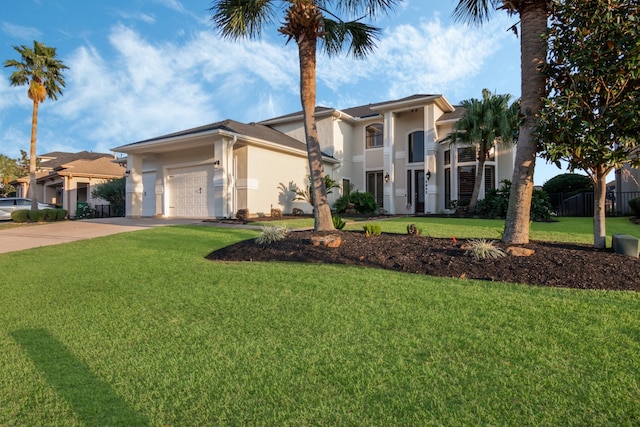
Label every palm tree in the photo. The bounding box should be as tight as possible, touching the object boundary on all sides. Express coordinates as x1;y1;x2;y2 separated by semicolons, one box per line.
445;89;518;213
453;0;549;244
5;41;68;210
210;0;399;231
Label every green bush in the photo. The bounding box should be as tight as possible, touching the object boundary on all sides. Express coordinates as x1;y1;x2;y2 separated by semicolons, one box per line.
465;239;507;260
56;209;68;221
363;223;382;237
406;223;422;235
28;209;47;223
42;209;56;221
10;209;29;223
476;180;553;222
333;191;377;214
629;197;640;217
332;215;346;230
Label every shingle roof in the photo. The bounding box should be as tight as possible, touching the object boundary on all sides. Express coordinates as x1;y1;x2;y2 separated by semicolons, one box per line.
119;119;310;155
38;151;114;170
437;106;466;122
54;157;125;177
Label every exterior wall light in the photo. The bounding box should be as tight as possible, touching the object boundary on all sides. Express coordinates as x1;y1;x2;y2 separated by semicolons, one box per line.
426;170;432;180
384;173;390;183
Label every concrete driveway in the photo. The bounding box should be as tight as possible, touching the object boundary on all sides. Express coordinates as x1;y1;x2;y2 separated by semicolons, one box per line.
0;217;205;254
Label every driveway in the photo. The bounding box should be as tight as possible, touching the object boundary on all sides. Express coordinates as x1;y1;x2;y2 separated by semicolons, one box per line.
0;217;205;254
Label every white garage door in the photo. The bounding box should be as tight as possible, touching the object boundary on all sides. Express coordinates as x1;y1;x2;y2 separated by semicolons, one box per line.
167;164;214;218
142;171;156;217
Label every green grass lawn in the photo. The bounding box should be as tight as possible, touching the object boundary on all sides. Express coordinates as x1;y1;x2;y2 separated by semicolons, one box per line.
1;219;639;426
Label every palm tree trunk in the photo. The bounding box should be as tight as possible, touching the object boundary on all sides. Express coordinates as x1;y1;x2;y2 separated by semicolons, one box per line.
502;2;548;244
468;152;486;213
593;167;608;249
297;33;334;231
29;100;39;210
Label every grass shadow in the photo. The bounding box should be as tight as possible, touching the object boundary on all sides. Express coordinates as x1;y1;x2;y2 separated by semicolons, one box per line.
11;328;148;426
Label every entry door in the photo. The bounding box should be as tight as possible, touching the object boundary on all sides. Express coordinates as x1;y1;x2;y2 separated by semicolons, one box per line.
142;172;156;217
407;169;425;213
415;170;425;213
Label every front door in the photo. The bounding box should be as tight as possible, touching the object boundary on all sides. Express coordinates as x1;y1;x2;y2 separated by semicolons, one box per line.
415;170;425;213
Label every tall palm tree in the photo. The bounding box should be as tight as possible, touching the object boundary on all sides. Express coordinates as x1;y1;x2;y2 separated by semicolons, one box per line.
5;41;68;210
210;0;399;231
445;89;518;213
453;0;549;244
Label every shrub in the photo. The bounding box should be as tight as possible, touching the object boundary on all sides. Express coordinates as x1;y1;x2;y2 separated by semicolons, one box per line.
42;209;56;221
270;208;282;219
255;225;289;246
28;209;47;223
542;173;593;194
56;209;68;221
476;180;553;221
236;209;249;221
466;239;506;260
363;223;382;237
334;191;377;214
11;209;29;223
332;215;346;230
629;197;640;217
406;223;421;236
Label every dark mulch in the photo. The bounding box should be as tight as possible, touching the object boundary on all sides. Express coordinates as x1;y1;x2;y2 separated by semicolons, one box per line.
206;230;640;291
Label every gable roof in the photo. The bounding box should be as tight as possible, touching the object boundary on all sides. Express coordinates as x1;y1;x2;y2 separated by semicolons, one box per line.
38;151;114;170
114;119;337;159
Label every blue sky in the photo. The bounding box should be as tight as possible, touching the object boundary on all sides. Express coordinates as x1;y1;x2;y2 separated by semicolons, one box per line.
1;0;566;185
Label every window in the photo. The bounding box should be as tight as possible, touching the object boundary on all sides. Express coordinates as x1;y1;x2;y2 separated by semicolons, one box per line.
408;131;425;163
342;178;351;195
444;150;451;165
458;166;475;207
445;168;452;209
366;124;383;148
484;165;495;191
457;146;476;163
366;171;384;207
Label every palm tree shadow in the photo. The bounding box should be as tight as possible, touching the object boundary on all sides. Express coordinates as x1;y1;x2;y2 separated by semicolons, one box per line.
10;328;149;426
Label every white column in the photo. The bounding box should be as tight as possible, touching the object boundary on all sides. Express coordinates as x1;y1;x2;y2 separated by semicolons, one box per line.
384;111;396;214
126;155;143;217
424;105;438;213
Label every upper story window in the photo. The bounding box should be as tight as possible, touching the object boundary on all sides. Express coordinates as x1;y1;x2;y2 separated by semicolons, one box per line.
366;124;384;149
457;146;476;163
408;131;425;163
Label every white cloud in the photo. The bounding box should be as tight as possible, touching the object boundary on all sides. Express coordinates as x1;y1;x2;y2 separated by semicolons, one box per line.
1;22;42;40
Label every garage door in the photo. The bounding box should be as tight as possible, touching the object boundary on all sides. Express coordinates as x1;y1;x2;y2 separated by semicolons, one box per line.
142;171;156;217
167;164;214;218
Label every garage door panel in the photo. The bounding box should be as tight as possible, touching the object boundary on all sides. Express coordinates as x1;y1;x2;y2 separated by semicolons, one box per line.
168;165;214;218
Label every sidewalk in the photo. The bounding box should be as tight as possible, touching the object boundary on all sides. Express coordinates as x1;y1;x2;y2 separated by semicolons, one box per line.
0;217;204;254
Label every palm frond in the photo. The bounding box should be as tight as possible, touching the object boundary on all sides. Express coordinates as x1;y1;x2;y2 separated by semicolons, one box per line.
322;18;380;58
452;0;503;25
331;0;402;20
210;0;276;39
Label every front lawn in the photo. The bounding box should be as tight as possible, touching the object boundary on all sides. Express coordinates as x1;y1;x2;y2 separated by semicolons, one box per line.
0;222;638;426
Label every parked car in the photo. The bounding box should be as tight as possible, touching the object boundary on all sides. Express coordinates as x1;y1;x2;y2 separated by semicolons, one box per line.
0;198;55;221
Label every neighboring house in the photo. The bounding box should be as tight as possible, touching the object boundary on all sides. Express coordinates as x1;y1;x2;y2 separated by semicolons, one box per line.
11;151;125;218
114;94;516;219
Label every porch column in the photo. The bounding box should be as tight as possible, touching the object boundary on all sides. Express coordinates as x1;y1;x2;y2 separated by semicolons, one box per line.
126;155;143;218
383;111;396;214
424;105;438;213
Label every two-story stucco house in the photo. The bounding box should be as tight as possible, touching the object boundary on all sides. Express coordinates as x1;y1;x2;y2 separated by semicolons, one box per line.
113;94;516;219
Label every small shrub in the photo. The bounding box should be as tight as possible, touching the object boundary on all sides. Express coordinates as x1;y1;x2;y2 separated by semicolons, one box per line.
476;180;553;221
236;209;249;221
28;209;48;223
332;215;346;230
11;209;29;223
56;209;68;221
406;223;421;236
255;225;289;246
629;197;640;217
334;191;377;214
43;209;56;221
270;208;282;219
363;223;382;237
466;239;506;260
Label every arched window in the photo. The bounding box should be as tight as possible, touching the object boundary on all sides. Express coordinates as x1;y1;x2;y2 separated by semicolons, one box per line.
408;131;425;163
366;124;383;148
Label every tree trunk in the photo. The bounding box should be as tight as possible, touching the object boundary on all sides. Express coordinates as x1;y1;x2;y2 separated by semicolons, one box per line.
468;151;486;213
297;34;334;231
502;2;548;244
29;100;39;210
593;168;608;249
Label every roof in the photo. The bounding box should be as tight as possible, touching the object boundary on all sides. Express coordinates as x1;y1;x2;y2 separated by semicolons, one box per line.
437;106;467;123
11;156;125;184
38;151;114;170
260;94;449;124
